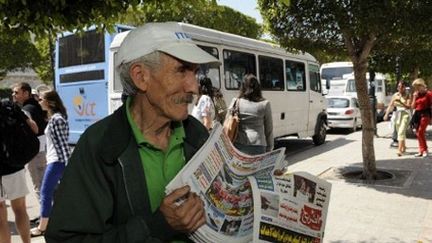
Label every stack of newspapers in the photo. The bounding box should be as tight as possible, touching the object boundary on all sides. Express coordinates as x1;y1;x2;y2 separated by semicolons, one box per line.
166;123;332;243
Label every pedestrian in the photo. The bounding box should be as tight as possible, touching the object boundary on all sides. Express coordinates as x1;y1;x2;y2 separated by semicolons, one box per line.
410;78;432;158
227;74;273;155
384;81;411;156
390;105;399;148
191;76;216;131
30;90;71;237
12;83;47;203
45;22;220;242
0;96;40;243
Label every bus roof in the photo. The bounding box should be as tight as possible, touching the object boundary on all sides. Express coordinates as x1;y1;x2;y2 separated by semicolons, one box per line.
110;22;318;62
342;72;386;80
320;62;353;69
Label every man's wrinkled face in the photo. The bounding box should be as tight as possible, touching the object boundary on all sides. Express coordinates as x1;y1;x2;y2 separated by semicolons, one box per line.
145;54;200;121
12;87;29;105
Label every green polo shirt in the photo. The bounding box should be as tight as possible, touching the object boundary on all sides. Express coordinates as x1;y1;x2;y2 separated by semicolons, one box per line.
126;97;186;212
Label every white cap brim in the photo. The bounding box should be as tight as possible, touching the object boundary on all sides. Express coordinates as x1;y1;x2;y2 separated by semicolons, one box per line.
159;42;220;66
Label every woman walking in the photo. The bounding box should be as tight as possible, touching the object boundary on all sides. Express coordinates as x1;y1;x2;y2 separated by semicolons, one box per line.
384;81;411;156
30;90;71;236
228;74;273;155
410;78;432;158
192;77;216;131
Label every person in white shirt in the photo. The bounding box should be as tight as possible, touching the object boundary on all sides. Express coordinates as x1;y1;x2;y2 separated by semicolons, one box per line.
30;90;71;237
191;77;215;130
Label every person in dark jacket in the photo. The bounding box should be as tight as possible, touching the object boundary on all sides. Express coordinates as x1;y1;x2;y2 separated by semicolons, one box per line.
12;82;47;201
45;22;220;242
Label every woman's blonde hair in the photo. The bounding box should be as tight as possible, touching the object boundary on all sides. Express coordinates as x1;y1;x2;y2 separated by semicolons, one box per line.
412;78;427;88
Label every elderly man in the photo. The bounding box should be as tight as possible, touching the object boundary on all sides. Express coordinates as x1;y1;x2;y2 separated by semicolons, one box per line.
45;23;220;242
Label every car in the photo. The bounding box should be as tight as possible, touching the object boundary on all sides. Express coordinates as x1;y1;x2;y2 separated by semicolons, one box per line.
326;95;362;132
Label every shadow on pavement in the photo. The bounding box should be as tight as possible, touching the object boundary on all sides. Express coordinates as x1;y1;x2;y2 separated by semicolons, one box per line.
323;158;432;200
276;137;355;165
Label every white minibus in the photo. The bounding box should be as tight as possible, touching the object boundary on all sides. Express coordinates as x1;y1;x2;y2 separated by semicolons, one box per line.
109;22;328;145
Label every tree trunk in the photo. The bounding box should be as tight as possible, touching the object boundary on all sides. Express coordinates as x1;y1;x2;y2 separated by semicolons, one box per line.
342;32;378;179
48;31;55;88
351;60;377;179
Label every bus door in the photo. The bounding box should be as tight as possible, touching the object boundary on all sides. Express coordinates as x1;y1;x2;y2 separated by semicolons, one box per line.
307;63;325;135
56;30;109;144
285;60;308;135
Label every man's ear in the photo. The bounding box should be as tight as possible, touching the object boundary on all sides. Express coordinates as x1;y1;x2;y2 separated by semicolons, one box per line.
130;63;151;92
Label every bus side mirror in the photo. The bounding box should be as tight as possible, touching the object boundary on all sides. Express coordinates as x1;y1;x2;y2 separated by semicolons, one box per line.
326;79;330;90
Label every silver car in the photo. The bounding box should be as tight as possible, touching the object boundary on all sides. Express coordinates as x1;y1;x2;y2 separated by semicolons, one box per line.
326;96;362;132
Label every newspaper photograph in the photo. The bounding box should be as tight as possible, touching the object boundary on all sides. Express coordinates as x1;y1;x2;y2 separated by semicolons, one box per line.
166;123;331;243
249;172;331;243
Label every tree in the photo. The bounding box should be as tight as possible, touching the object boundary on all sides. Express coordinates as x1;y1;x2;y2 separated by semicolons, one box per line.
0;27;40;79
118;1;262;39
0;0;148;83
0;0;145;35
33;33;56;84
258;0;432;179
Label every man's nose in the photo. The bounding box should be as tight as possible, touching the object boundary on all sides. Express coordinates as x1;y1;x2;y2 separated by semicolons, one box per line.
184;71;199;94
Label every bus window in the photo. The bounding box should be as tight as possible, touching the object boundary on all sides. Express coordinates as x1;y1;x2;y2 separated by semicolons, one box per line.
286;60;306;91
59;30;105;68
321;66;353;81
198;45;220;89
309;64;321;93
376;79;383;93
60;70;104;83
258;55;284;91
223;50;256;90
347;79;356;92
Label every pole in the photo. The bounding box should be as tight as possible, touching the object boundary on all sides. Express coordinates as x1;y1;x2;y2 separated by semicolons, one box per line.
368;70;378;137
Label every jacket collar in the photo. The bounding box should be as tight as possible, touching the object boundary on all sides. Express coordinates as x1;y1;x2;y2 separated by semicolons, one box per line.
99;103;209;164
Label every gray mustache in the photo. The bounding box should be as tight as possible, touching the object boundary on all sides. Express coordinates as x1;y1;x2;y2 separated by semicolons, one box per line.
174;94;194;104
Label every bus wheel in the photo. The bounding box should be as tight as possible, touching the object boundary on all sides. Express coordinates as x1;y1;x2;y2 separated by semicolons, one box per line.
312;119;326;146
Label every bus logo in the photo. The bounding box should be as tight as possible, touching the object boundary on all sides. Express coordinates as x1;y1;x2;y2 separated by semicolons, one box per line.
175;32;191;40
73;95;96;116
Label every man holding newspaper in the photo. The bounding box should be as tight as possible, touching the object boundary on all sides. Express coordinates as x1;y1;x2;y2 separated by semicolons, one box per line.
45;23;220;242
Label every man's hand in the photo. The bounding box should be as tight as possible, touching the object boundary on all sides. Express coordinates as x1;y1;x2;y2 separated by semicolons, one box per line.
160;186;205;233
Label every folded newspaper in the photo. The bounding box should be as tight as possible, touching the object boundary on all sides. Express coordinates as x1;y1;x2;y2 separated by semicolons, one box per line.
166;123;332;243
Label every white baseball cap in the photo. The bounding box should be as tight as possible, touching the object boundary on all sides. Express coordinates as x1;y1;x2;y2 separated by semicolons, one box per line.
116;22;220;67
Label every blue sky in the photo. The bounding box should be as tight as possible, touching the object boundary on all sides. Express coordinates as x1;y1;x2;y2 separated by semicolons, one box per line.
217;0;263;24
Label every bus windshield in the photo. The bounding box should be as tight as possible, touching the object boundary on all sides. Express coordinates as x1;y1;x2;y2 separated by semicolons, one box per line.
321;67;353;81
59;30;105;68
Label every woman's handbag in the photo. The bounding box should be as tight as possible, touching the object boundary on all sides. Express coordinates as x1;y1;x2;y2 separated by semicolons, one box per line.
223;98;240;142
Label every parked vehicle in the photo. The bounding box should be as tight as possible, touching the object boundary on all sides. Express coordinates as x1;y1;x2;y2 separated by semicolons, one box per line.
326;95;362;132
109;22;328;145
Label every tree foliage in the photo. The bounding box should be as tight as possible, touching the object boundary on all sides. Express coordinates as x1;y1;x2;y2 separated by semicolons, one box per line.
258;0;432;179
0;0;145;35
118;1;262;39
0;27;40;79
1;0;261;85
0;0;147;82
33;34;56;84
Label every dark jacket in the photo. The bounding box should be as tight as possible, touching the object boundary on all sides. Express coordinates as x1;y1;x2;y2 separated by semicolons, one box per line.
22;97;47;136
45;104;209;242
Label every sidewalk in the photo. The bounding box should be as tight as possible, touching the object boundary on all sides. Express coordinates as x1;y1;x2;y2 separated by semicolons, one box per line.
9;121;432;242
287;122;432;242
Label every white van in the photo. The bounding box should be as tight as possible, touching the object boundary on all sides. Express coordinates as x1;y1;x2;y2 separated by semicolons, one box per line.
326;73;391;119
109;22;328;145
321;62;392;120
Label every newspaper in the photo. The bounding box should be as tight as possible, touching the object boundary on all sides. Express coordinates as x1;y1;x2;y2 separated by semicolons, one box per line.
166;123;332;243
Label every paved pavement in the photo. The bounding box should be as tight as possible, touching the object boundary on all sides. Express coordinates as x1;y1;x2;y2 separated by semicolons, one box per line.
7;121;432;242
286;122;432;243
